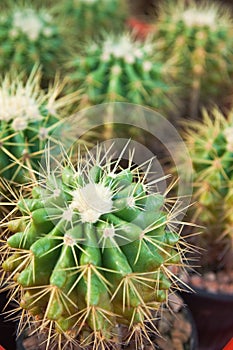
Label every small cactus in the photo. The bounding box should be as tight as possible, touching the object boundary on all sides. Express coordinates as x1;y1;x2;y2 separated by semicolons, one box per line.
69;33;177;112
0;4;64;77
57;0;128;39
1;144;190;349
0;67;78;183
184;108;233;270
153;0;233;115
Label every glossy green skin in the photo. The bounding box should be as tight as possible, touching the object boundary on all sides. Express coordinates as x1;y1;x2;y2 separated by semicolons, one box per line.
69;35;173;111
0;7;63;76
2;164;181;344
0;109;60;183
154;6;233;100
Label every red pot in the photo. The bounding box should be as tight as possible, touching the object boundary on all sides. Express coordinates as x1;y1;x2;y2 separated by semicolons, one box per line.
181;287;233;350
126;17;155;40
224;338;233;350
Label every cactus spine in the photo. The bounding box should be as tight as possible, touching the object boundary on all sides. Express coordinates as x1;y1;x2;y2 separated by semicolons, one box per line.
184;108;233;269
1;145;190;349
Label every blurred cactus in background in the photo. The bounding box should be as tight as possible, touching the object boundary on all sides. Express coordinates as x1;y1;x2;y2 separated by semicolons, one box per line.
56;0;128;40
153;0;233;116
184;108;233;270
0;66;79;183
0;144;191;349
0;4;64;78
69;33;178;113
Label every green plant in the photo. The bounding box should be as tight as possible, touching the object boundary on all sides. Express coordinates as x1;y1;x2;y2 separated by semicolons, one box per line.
0;67;78;183
0;4;64;77
1;144;190;349
69;33;177;112
153;0;233;115
184;108;233;270
56;0;128;40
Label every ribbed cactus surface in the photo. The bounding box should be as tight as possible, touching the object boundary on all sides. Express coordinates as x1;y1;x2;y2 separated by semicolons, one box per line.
153;1;233;112
69;33;176;112
184;108;233;269
1;148;187;348
0;5;63;75
0;68;76;183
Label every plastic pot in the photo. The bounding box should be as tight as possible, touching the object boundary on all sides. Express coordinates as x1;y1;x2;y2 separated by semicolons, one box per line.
184;306;199;350
0;292;17;350
181;287;233;350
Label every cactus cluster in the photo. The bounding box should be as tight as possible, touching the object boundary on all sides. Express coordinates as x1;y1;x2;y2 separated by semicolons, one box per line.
0;67;78;183
69;33;177;112
0;5;64;76
57;0;127;39
184;108;233;269
1;145;188;349
153;0;233;114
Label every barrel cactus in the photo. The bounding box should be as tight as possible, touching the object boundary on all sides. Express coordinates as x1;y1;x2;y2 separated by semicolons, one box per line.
1;144;190;349
56;0;128;40
0;4;64;77
153;0;233;115
184;108;233;269
0;67;78;183
69;33;177;112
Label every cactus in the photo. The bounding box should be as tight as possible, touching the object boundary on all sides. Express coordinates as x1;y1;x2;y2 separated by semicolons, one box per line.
0;66;78;183
153;0;233;115
1;144;190;349
56;0;128;40
184;108;233;270
0;4;64;77
69;33;177;113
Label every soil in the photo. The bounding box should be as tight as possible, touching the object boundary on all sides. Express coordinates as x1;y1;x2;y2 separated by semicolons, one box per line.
182;270;233;295
18;294;194;350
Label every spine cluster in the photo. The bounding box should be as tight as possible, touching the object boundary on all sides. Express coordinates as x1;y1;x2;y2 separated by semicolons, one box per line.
1;149;187;348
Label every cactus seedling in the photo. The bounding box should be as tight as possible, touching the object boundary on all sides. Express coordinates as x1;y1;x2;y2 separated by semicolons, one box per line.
0;66;79;183
184;108;233;270
153;0;233;115
0;4;64;77
1;143;191;349
69;33;177;112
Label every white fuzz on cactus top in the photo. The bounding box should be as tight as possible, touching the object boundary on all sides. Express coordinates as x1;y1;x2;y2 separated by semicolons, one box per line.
0;83;42;130
70;183;113;223
101;34;146;64
10;8;53;41
224;127;233;152
181;7;217;28
78;0;99;3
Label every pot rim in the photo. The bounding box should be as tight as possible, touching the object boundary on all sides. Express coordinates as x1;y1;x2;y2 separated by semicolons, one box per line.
186;284;233;302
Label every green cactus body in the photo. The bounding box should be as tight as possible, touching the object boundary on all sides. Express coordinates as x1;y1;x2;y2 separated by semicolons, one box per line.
58;0;127;39
1;147;188;348
0;5;63;76
154;1;233;113
184;108;233;269
0;68;78;183
69;33;177;113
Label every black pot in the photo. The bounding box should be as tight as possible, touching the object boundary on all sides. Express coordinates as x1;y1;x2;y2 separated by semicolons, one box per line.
0;292;17;350
186;307;199;350
181;287;233;350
